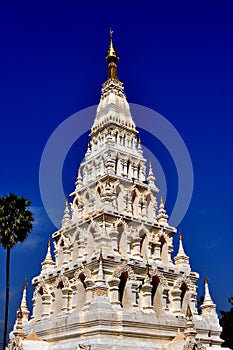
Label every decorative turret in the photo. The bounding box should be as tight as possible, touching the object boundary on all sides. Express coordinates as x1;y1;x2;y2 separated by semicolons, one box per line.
201;276;217;318
62;198;71;227
174;231;190;272
157;196;168;225
19;281;30;325
41;237;55;271
184;305;197;340
12;308;25;339
147;161;156;186
75;167;83;189
93;249;108;296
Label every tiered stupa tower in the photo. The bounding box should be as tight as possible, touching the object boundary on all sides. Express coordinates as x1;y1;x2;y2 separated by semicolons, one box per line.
8;32;225;350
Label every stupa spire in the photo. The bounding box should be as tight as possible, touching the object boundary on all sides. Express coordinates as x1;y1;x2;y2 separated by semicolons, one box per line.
184;304;197;340
174;231;190;267
20;281;29;325
20;281;28;310
147;161;156;187
157;196;168;225
41;237;55;271
62;198;71;227
75;167;83;189
201;276;217;318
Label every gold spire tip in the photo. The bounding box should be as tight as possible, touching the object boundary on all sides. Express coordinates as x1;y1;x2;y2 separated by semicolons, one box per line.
204;275;209;284
106;28;119;63
179;231;183;241
23;280;27;290
186;304;192;319
99;247;103;261
160;196;164;204
47;237;51;247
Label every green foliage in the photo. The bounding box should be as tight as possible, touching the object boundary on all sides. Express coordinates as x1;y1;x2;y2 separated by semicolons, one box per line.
0;192;34;248
220;297;233;349
0;192;34;350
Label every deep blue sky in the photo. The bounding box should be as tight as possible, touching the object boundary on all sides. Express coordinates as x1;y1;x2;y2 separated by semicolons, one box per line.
0;0;233;342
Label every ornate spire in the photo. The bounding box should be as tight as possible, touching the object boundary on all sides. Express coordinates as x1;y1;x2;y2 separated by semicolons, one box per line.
75;167;83;189
201;276;217;317
147;161;156;187
174;230;190;266
184;304;197;341
62;198;71;227
12;307;25;339
19;281;29;325
157;196;168;225
93;249;108;295
106;28;119;80
41;237;55;270
92;29;136;134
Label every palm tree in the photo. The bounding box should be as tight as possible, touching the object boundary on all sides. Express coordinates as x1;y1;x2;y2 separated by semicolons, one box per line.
0;193;34;350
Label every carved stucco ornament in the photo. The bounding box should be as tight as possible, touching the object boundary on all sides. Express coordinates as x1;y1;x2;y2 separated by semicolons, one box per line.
150;267;168;289
112;261;137;280
6;337;24;350
183;339;206;350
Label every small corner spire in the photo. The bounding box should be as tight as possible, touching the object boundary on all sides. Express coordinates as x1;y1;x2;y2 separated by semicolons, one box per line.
201;275;217;317
186;304;193;320
62;197;71;227
174;230;190;267
157;196;168;225
41;236;55;270
203;275;214;305
147;161;156;187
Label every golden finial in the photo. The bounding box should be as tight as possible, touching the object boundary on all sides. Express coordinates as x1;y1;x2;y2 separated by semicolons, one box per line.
204;275;209;284
179;230;183;241
138;137;141;144
186;304;192;319
23;279;27;290
17;307;23;319
99;248;103;262
87;141;91;149
106;28;119;63
160;196;164;204
48;237;51;247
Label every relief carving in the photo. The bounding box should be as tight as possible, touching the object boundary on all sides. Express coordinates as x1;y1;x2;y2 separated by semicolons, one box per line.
112;261;137;281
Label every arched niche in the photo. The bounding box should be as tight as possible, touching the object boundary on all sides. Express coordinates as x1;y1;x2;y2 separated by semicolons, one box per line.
83;192;90;217
146;193;154;221
87;225;95;256
118;271;134;310
53;280;64;316
139;231;148;261
95;186;102;210
57;239;64;268
72;272;87;312
33;286;43;320
132;189;139;217
115;184;124;212
159;235;169;265
180;282;189;314
151;276;163;315
117;224;128;257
